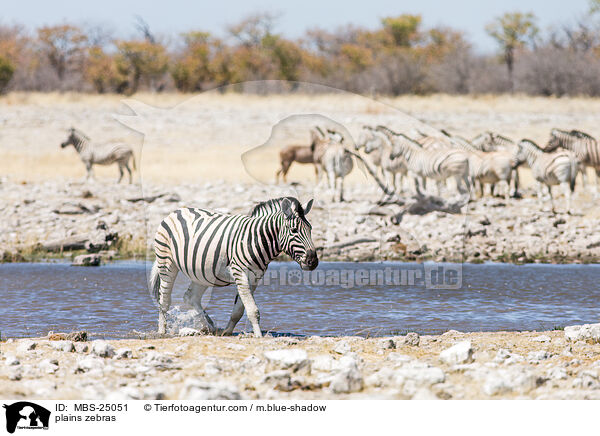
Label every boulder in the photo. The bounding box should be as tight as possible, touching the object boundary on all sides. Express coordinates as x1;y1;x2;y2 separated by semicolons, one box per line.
564;324;600;343
180;379;241;400
91;340;115;358
72;254;101;266
439;341;474;365
264;349;310;374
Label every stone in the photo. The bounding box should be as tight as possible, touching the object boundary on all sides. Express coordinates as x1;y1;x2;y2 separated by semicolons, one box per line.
264;349;310;373
330;367;363;394
91;340;115;358
378;338;396;350
547;367;568;380
74;343;89;353
564;323;600;343
51;340;74;352
395;365;446;387
75;356;105;373
4;354;20;366
180;378;241;400
439;341;474;365
333;341;352;354
66;331;88;342
16;340;37;353
225;343;245;351
72;254;101;266
528;350;551;362
142;351;176;370
39;358;59;374
311;354;340;372
114;348;133;359
178;327;200;337
483;369;543;396
532;335;551;343
403;332;420;347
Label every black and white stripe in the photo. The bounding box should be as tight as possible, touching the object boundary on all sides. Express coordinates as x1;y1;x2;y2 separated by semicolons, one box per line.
60;127;136;183
513;139;578;213
378;126;471;196
149;197;318;337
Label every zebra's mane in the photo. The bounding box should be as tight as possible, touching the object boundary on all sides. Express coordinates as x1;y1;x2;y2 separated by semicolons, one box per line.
71;128;90;141
519;139;541;150
250;197;305;218
376;125;422;148
569;130;595;141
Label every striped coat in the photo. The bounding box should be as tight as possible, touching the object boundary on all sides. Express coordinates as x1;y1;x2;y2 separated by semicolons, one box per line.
60;128;136;183
378;126;471;196
513;139;578;213
150;197;317;337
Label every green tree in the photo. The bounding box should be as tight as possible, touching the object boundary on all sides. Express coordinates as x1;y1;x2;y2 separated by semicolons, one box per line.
486;12;538;90
381;15;422;47
0;56;14;93
37;24;87;81
115;40;169;94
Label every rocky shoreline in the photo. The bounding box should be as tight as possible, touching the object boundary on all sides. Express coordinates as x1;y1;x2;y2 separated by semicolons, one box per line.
1;324;599;400
1;178;600;264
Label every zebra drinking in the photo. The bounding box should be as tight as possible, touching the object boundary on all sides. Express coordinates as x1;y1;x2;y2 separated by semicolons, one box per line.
60;128;136;183
149;197;318;337
512;139;578;214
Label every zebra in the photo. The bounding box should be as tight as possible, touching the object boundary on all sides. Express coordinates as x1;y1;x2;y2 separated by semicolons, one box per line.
470;131;515;152
512;139;578;214
355;126;408;193
60;128;136;183
311;126;354;202
149;197;318;337
547;128;600;191
379;126;470;196
441;133;514;199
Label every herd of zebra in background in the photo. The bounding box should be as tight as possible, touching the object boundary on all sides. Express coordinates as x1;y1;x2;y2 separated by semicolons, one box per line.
278;125;600;213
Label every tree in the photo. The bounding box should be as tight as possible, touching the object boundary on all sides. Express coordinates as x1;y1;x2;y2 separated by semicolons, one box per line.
0;56;14;92
381;14;422;47
37;24;87;81
115;40;168;94
486;12;539;90
171;31;213;92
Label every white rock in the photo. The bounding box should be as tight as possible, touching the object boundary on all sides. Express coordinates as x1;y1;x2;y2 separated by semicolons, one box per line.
16;340;37;353
564;324;600;343
439;341;474;365
333;341;351;354
51;340;74;352
39;358;59;374
4;354;20;366
395;366;446;387
532;335;551;343
225;343;245;351
75;356;105;373
74;343;89;353
411;388;439;400
385;353;414;365
180;378;241;400
330;367;363;394
264;349;310;372
528;350;551;362
142;351;175;370
365;367;396;387
311;354;340;372
403;332;420;347
91;340;115;358
178;327;200;337
483;369;541;396
378;338;395;350
114;348;133;359
547;367;568;380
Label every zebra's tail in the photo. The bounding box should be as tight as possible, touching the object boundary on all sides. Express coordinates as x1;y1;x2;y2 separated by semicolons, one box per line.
149;260;161;304
570;159;578;193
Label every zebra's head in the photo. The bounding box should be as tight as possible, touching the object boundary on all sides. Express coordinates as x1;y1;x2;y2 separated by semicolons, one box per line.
547;128;563;151
61;127;86;148
356;127;382;154
278;197;318;271
513;139;538;168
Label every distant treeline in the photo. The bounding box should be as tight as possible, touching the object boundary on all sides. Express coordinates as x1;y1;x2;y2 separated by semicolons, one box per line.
2;6;600;96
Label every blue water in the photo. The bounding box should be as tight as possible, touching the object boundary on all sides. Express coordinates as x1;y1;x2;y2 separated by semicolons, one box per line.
0;261;598;338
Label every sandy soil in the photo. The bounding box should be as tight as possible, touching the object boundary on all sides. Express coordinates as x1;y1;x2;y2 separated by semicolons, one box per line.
1;328;599;400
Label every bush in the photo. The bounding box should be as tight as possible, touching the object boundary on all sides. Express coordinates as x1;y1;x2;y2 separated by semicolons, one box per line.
0;56;14;93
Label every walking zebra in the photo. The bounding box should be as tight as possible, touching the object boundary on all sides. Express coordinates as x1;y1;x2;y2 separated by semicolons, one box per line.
355;126;408;193
149;197;318;337
512;139;578;214
60;128;136;183
547;128;600;190
379;126;471;196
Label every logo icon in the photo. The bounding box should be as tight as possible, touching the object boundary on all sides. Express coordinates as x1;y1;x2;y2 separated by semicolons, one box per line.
3;402;50;434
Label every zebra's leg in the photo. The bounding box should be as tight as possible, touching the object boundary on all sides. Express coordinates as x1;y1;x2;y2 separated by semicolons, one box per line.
117;164;124;183
125;162;133;184
183;282;216;334
85;163;94;181
231;267;262;337
156;261;178;334
222;281;257;336
339;176;345;202
548;185;556;214
561;182;572;214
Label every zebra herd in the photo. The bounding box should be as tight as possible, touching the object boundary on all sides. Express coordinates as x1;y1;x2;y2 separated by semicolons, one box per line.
277;125;600;214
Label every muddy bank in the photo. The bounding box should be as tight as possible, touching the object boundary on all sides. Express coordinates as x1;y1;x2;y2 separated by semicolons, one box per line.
1;325;599;400
1;178;599;264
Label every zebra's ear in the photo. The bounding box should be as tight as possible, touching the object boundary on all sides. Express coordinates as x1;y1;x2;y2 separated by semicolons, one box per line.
281;198;294;220
304;199;313;215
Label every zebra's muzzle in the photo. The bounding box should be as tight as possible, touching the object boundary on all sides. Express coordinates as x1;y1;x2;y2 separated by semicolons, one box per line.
301;249;319;271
